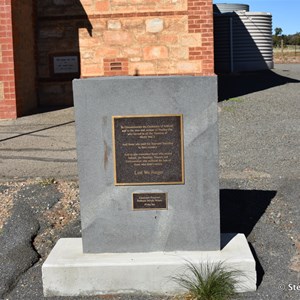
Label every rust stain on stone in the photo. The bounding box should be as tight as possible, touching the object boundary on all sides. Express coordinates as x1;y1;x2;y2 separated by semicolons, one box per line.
104;140;108;171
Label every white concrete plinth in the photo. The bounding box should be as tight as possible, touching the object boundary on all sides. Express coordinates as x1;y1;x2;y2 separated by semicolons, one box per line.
42;234;256;297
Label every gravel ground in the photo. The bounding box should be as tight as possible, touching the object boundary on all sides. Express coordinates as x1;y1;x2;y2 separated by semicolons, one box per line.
0;64;299;299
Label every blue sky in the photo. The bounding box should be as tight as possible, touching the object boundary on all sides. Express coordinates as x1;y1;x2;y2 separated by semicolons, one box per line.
214;0;299;35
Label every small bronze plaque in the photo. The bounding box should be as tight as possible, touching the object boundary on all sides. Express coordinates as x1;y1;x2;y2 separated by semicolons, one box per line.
133;193;168;210
112;115;184;185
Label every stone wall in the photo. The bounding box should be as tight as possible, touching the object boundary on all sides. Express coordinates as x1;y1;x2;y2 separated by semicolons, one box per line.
36;17;83;106
36;0;91;106
80;15;204;76
0;0;214;117
36;0;214;106
79;0;214;76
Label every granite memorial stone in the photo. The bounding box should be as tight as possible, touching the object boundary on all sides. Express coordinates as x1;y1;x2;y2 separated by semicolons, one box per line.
73;76;220;253
42;75;256;296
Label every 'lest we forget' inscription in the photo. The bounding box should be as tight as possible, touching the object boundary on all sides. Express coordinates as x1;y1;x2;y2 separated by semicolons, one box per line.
112;115;184;185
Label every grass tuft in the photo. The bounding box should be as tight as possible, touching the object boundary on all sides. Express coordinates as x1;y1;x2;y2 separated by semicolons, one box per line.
38;177;56;186
225;97;243;103
172;261;244;300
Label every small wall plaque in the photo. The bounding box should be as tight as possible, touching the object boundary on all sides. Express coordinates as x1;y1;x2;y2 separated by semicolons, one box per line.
133;193;168;210
50;53;80;78
112;114;184;185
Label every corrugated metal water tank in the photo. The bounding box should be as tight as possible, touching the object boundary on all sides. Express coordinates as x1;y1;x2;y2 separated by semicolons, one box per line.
214;13;232;73
213;3;249;13
214;4;273;73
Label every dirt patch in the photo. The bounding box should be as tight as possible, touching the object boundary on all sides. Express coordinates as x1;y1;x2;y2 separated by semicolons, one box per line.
274;52;300;64
33;181;80;259
290;238;300;273
0;180;37;231
0;179;80;258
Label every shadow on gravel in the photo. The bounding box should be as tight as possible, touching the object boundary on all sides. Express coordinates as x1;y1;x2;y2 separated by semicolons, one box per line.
220;189;276;288
220;189;276;236
0;121;74;142
248;243;264;288
218;70;300;101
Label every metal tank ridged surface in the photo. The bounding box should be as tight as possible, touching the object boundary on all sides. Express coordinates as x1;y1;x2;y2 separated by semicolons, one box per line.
214;13;232;73
213;3;249;13
214;10;273;73
233;12;273;72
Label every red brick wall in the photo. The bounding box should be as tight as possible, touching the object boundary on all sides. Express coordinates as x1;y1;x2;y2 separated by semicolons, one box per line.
0;0;17;119
11;0;37;116
188;0;214;75
0;0;36;119
104;58;129;76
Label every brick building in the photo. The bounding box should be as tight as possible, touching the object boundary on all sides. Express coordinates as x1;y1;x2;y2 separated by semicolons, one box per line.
0;0;214;119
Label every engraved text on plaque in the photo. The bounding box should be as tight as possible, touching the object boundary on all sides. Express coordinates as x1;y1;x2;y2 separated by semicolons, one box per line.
113;115;184;185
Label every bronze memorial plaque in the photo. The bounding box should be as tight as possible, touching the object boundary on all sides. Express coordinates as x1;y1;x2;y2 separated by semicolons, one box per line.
133;193;168;210
112;115;184;185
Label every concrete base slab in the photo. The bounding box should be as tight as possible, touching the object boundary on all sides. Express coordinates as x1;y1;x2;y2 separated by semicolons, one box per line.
42;233;256;297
